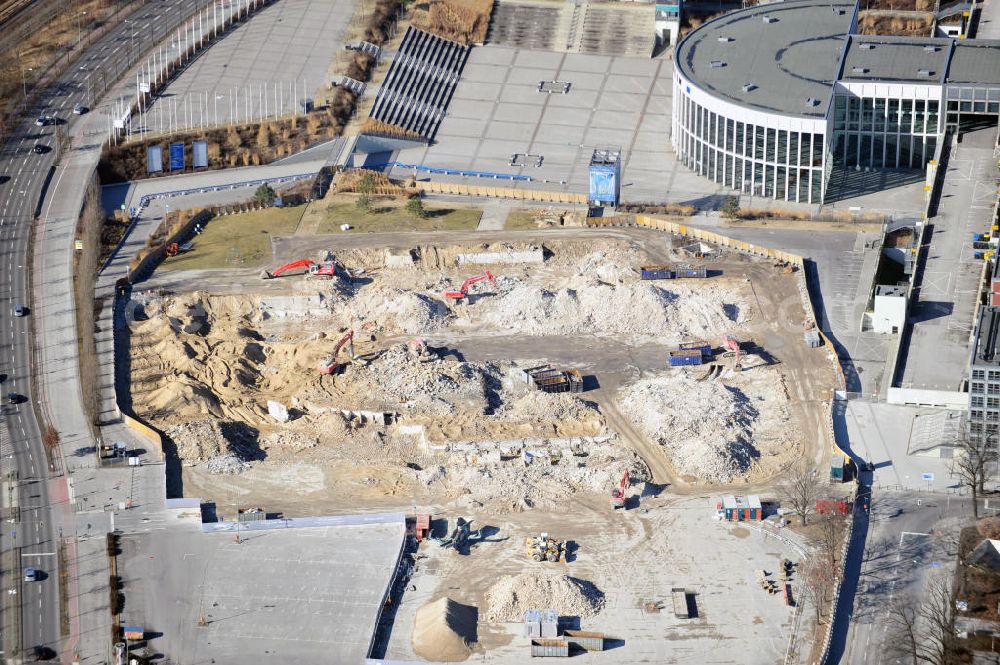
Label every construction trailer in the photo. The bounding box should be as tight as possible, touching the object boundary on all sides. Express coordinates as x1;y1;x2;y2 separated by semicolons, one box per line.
830;454;854;482
640;264;712;280
716;495;763;521
669;349;704;366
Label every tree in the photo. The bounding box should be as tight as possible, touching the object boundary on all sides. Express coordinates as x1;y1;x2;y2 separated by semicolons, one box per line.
254;184;276;207
885;572;956;665
778;462;820;526
405;196;427;219
951;431;996;519
798;554;838;625
356;194;371;213
357;171;376;196
815;511;847;569
721;196;741;219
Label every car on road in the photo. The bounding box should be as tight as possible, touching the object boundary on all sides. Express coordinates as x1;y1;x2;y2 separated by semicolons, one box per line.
34;115;47;126
23;567;38;582
32;144;45;155
73;103;86;115
31;645;55;661
13;304;25;316
7;392;21;404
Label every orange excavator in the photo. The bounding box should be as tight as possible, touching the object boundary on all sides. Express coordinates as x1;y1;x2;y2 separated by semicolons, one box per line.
723;335;742;372
261;259;339;280
611;469;629;510
316;330;355;375
443;271;497;300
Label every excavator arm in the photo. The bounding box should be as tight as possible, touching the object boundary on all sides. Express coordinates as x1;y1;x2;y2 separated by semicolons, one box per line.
443;271;497;299
263;259;314;279
317;330;355;375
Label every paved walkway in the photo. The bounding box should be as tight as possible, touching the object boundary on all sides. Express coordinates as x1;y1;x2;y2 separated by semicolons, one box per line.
977;0;1000;38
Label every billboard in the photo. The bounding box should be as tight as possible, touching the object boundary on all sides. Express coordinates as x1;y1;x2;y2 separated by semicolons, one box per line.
192;140;208;168
169;143;185;171
146;145;163;173
589;163;619;205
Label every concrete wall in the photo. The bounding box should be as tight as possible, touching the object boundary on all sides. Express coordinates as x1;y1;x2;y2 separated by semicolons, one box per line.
887;387;967;409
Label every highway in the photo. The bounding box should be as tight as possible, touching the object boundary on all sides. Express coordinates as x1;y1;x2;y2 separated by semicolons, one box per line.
0;0;215;658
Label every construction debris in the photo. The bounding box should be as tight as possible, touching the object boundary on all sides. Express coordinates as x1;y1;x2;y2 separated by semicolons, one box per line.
485;574;605;622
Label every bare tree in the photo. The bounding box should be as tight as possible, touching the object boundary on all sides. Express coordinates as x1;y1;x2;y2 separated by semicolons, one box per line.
815;511;848;569
778;462;820;526
885;572;957;665
798;554;838;625
951;431;997;519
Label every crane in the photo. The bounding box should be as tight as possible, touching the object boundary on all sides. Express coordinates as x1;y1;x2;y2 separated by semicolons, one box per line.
723;335;742;372
261;259;339;280
443;271;497;300
610;469;629;510
316;330;355;375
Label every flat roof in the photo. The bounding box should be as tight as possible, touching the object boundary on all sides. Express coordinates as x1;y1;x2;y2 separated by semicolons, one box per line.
675;0;856;118
948;40;1000;85
974;306;1000;367
840;36;951;83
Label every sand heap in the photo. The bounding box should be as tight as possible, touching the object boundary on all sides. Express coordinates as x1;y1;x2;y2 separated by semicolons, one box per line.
619;364;795;483
484;574;605;622
412;597;477;662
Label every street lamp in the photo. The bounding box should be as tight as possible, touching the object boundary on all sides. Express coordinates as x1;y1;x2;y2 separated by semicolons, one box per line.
77;11;88;44
21;67;32;98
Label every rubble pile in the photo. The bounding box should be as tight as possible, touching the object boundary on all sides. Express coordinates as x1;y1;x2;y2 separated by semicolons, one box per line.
485;574;605;622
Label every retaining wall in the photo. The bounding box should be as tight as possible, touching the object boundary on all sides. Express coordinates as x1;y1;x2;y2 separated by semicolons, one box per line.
414;181;587;204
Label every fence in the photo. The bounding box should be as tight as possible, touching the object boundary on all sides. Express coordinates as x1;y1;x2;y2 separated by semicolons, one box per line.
414;181;588;204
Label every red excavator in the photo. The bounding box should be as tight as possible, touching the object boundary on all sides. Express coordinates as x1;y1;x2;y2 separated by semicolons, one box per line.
723;335;742;372
261;259;339;280
316;330;355;375
611;470;629;509
443;271;497;300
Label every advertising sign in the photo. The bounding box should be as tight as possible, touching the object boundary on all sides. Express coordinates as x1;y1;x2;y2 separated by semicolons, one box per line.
146;145;163;173
169;143;185;171
192;140;208;168
589;163;619;205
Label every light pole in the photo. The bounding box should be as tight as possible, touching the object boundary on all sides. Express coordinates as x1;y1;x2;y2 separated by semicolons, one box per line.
77;11;88;44
21;67;32;98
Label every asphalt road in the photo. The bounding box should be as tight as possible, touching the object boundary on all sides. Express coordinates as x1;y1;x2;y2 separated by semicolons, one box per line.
0;0;217;658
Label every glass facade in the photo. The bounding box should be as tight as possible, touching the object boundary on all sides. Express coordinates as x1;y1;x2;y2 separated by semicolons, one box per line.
831;94;939;170
674;90;826;204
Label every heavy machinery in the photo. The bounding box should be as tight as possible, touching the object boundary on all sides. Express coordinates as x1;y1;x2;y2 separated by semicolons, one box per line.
443;271;497;300
408;337;434;361
261;259;340;280
525;533;564;562
723;335;742;372
316;330;355;375
610;469;629;509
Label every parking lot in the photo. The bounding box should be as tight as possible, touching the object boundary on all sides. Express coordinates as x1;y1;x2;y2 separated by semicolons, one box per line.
390;46;723;203
119;515;404;664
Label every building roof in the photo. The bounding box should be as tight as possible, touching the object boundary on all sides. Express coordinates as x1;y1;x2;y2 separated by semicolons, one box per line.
674;0;856;118
968;539;1000;572
721;495;762;509
840;36;951;84
947;40;1000;85
974;306;1000;366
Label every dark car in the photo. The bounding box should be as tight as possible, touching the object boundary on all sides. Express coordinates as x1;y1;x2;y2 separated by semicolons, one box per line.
32;645;56;660
32;145;45;154
7;392;20;404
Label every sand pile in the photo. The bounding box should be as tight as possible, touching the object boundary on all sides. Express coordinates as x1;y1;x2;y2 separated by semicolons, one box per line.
619;365;795;483
485;574;605;622
474;280;747;338
412;597;477;662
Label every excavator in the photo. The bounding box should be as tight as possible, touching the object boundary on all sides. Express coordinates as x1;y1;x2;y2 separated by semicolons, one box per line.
316;330;355;375
723;335;742;372
610;469;629;510
261;259;340;280
442;271;497;300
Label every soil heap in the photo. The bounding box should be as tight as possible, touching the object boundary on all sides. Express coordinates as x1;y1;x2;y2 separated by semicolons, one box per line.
484;574;605;622
412;597;477;662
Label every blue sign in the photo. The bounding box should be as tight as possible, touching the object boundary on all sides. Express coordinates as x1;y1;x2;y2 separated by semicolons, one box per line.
169;143;185;171
921;472;934;481
589;162;620;205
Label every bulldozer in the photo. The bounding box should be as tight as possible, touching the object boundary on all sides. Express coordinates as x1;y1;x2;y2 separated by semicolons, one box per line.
525;532;564;563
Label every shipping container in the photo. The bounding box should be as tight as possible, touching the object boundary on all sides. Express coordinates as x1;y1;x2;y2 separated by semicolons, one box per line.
675;267;708;279
640;264;674;280
672;588;689;618
531;639;569;658
563;630;605;651
540;608;559;638
669;349;704;366
816;498;850;515
524;609;542;638
679;341;712;357
565;369;584;393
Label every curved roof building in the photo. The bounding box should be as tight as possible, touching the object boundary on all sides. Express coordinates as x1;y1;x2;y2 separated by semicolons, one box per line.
672;0;1000;204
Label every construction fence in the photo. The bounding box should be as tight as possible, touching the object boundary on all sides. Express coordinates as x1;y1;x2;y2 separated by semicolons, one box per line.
414;181;588;204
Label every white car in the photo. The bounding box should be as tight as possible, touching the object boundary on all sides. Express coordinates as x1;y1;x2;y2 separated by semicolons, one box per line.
73;103;86;115
23;567;37;582
34;116;46;127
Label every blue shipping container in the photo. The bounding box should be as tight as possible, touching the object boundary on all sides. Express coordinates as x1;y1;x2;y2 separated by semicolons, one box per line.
676;267;708;279
640;265;674;280
679;342;712;357
669;350;703;366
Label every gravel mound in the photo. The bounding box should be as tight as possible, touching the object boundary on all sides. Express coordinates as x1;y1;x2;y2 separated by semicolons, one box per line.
412;597;477;662
485;574;604;622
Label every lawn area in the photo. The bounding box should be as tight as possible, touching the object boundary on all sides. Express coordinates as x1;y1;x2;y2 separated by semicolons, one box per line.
160;206;305;271
308;197;482;233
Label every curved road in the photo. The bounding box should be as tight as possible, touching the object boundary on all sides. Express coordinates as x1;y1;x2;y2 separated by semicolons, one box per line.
0;0;210;658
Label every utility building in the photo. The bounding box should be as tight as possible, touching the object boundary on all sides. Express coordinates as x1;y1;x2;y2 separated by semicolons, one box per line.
968;306;1000;444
